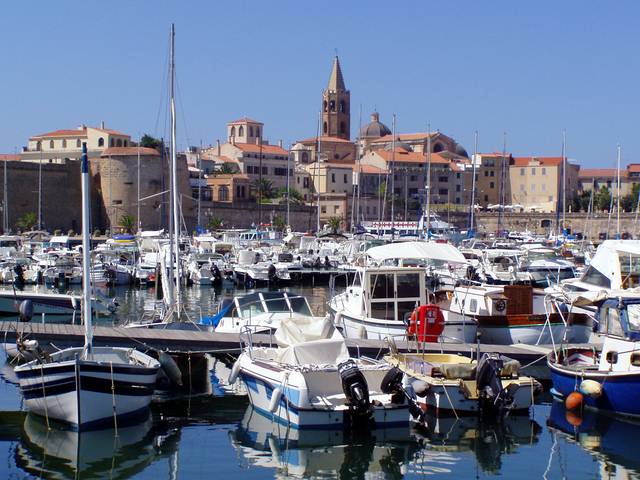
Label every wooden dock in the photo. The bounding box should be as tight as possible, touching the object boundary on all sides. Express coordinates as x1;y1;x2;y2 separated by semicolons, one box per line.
0;321;555;378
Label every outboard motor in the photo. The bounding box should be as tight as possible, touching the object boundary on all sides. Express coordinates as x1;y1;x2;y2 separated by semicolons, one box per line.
381;366;425;422
475;353;515;418
211;264;222;284
13;264;25;287
338;359;371;427
267;263;277;282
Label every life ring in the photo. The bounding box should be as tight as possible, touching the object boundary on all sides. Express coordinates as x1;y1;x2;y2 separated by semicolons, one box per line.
407;304;445;343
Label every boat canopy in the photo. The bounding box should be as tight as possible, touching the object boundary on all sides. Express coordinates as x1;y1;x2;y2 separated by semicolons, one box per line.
365;241;468;265
274;315;348;365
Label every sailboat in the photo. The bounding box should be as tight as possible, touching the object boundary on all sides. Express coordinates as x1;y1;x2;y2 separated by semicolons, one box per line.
14;143;160;430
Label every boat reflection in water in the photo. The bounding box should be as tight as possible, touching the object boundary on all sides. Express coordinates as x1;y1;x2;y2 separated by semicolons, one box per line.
230;406;421;478
14;413;170;479
414;413;542;475
547;400;640;477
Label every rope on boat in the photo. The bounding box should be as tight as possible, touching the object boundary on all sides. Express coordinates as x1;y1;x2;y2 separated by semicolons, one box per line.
110;361;119;437
441;382;459;420
40;362;50;430
187;352;192;394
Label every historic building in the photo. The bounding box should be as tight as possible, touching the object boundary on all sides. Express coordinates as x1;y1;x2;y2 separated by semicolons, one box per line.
322;56;350;140
579;164;640;197
21;123;132;163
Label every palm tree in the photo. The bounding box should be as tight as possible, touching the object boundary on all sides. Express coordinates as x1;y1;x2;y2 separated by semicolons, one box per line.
16;212;37;231
252;178;274;201
273;216;287;232
208;216;224;231
326;216;342;234
120;214;135;233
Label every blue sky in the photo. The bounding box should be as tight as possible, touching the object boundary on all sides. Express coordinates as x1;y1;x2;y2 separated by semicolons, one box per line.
1;1;638;167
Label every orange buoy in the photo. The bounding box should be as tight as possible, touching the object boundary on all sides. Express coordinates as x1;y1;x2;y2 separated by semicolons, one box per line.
565;410;583;427
565;391;584;411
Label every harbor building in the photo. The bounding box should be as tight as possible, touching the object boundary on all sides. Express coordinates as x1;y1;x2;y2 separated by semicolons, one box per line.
579;164;640;197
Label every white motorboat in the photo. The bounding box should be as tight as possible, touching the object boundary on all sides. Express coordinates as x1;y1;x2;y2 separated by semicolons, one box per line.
231;315;410;429
14;142;160;430
202;291;325;334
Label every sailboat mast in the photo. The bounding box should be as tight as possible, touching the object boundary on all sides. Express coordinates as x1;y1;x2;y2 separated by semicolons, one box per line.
137;145;141;231
469;130;478;236
80;143;93;353
561;130;566;236
38;148;43;230
390;114;396;239
616;144;621;238
425;123;432;239
170;23;182;313
316;111;321;232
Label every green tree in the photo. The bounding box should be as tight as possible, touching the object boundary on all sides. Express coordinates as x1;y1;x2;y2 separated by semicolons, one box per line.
621;194;636;212
120;214;135;233
595;186;612;212
378;181;387;197
208;216;224;231
571;192;591;213
326;216;342;233
139;134;162;150
16;212;37;231
273;216;287;232
219;162;239;174
276;187;305;204
251;178;274;200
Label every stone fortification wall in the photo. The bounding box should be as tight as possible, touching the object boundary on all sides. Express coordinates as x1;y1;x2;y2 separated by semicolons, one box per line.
200;202;317;232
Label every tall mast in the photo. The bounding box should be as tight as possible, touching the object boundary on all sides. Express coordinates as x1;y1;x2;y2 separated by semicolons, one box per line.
197;144;202;230
137;144;141;231
561;130;566;236
316;111;321;232
497;132;507;236
468;130;478;236
169;23;181;313
80;143;93;354
286;147;291;227
38;148;43;230
353;105;362;231
390;114;396;239
616;144;622;238
425;123;432;239
3;153;7;232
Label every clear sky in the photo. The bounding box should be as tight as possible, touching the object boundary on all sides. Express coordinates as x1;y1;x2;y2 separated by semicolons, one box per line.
1;1;638;167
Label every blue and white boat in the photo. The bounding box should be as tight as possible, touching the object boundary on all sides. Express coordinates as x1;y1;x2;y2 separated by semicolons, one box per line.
548;291;640;417
231;315;409;430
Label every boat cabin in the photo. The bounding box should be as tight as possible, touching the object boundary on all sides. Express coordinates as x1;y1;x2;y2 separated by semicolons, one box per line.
347;267;426;321
595;296;640;372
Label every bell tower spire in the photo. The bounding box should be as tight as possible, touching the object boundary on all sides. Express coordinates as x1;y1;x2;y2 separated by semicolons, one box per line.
322;56;350;140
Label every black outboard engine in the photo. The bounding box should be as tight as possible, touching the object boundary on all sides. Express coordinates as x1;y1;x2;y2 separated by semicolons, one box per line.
13;264;25;287
475;353;515;418
267;263;277;282
381;367;425;422
211;264;222;284
338;359;371;427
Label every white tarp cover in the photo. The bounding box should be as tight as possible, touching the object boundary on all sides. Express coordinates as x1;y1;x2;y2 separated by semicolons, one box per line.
139;230;164;238
275;315;349;365
366;241;468;265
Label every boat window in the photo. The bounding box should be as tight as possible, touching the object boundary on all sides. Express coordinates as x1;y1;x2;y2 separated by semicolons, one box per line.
288;296;312;316
604;307;624;337
469;298;478;313
606;351;618;364
371;273;394;299
632;352;640;367
398;301;417;320
261;292;289;312
627;304;640;331
396;273;420;298
370;301;396;320
581;265;611;289
619;253;640;289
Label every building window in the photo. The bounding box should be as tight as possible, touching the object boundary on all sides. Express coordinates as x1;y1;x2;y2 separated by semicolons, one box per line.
323;100;328;112
323;122;328;134
219;186;229;201
484;171;489;177
98;137;104;147
331;173;335;183
531;184;536;192
520;168;525;176
433;143;444;153
110;138;114;147
255;127;260;138
262;166;268;175
303;178;309;188
329;100;335;112
49;140;54;149
249;126;253;137
339;100;345;113
339;122;345;134
484;194;489;201
410;175;417;181
36;141;41;151
541;183;546;192
230;126;235;137
343;173;347;183
438;176;448;183
490;171;495;177
456;172;461;179
541;167;546;175
238;126;244;137
274;167;288;176
456;185;461;192
321;206;327;213
532;168;536;176
62;139;67;148
490;182;495;189
334;205;339;213
116;139;122;147
301;152;309;163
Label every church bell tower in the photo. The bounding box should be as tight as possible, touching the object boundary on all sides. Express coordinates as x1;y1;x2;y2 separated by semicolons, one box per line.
322;56;350;140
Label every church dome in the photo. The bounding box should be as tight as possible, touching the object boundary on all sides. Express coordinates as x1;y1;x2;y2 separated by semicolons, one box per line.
360;112;391;139
455;143;469;158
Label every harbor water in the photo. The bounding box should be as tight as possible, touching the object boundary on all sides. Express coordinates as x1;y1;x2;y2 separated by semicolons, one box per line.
0;283;636;479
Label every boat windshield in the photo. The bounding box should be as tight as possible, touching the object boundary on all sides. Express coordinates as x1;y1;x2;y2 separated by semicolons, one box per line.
627;304;640;331
237;293;265;317
261;292;289;312
289;296;312;315
619;253;640;289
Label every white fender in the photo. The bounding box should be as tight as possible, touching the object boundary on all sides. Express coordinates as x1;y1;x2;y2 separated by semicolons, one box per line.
228;360;241;385
269;387;283;413
580;379;603;398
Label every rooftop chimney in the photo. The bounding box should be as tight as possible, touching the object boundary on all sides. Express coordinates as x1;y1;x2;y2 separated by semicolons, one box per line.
216;139;221;156
100;121;105;129
278;139;283;148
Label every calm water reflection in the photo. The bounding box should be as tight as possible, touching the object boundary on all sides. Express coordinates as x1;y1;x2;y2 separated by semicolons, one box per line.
1;284;640;478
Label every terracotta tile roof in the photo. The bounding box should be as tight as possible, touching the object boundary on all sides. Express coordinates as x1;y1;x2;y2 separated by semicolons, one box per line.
297;136;354;145
374;149;451;165
354;164;388;174
627;164;640;173
31;129;88;139
232;143;288;155
94;127;128;136
0;154;19;161
101;147;160;157
372;132;437;143
579;168;626;178
228;117;263;125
